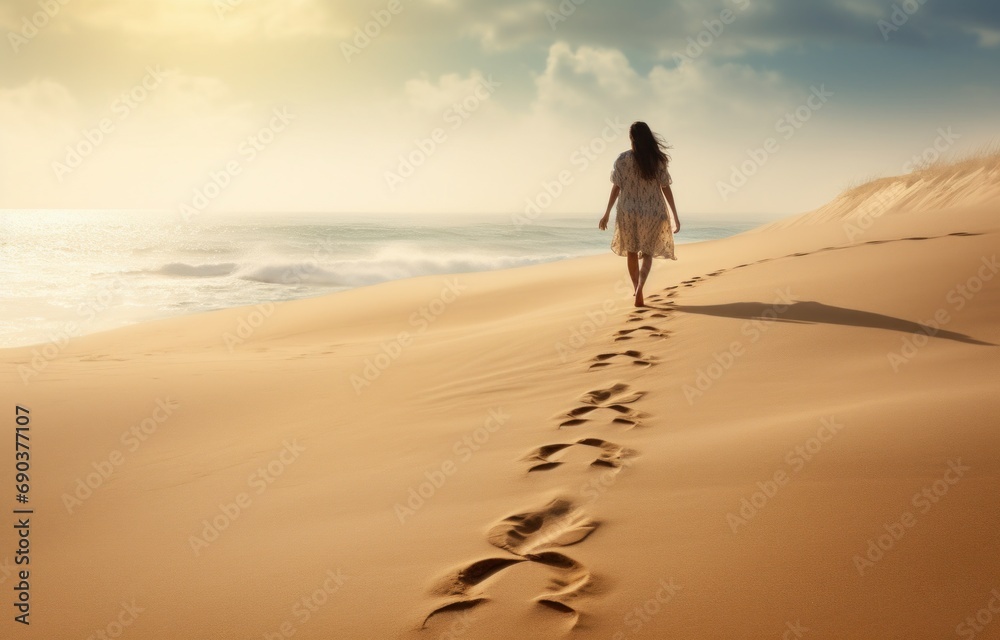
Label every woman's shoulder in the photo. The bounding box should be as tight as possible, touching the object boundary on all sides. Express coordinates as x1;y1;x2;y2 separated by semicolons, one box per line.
615;150;634;166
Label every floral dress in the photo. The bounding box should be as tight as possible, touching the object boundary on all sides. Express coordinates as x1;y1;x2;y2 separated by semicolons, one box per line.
610;150;676;260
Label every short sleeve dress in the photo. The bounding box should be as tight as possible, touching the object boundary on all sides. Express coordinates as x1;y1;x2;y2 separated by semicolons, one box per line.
610;150;676;260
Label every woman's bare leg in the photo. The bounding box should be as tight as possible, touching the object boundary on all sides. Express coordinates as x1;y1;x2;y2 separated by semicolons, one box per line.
635;254;653;307
626;252;639;293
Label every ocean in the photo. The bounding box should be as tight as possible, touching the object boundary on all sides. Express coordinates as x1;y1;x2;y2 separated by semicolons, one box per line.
0;211;765;348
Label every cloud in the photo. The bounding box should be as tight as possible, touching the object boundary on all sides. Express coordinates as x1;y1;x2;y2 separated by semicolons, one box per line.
965;26;1000;47
404;70;498;113
534;43;640;108
462;1;550;51
533;41;792;126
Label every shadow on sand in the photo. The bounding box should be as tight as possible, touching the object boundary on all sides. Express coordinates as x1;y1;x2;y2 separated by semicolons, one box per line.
670;300;995;347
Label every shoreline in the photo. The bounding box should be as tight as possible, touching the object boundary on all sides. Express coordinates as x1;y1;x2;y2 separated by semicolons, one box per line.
0;217;766;351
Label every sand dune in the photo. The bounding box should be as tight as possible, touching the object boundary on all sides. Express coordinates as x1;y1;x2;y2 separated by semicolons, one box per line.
2;158;999;639
759;152;1000;232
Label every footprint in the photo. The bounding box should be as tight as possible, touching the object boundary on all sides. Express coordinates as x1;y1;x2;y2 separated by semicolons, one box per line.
433;557;526;596
423;499;599;629
580;382;645;405
422;598;488;628
524;551;592;615
487;499;599;556
589;350;658;370
557;402;642;429
615;326;669;341
558;383;647;429
425;551;593;629
525;438;637;472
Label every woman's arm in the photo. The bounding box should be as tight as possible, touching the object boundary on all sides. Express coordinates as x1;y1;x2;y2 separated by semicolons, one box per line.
662;184;680;233
599;184;620;231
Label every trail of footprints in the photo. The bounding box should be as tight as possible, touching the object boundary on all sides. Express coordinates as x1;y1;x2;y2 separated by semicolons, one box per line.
422;384;653;630
422;313;676;630
704;231;980;277
421;231;982;631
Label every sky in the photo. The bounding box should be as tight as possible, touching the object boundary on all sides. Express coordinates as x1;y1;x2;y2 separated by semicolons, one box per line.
0;0;998;219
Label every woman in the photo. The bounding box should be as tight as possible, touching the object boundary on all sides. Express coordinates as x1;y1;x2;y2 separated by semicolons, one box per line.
599;122;680;307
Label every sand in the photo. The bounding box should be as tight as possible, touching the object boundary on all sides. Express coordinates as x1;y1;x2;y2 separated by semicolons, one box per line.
2;158;999;639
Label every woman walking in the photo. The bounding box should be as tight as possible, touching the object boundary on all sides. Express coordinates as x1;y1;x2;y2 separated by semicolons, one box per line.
599;122;680;307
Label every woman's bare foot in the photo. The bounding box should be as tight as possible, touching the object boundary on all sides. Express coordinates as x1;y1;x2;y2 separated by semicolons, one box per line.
634;289;645;307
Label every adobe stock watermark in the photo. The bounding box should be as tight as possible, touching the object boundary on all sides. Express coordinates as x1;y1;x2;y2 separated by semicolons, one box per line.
522;453;640;554
546;0;590;31
852;459;970;576
179;107;295;222
555;275;634;363
8;0;71;54
0;557;14;586
394;407;509;524
609;578;682;639
842;188;897;243
385;75;501;192
512;116;628;229
226;230;368;352
956;588;1000;639
52;66;169;183
779;621;810;640
341;0;406;62
903;127;961;173
84;600;145;640
61;398;180;514
878;0;928;42
887;255;998;372
682;287;796;405
716;85;834;201
262;569;349;639
727;417;843;533
671;0;751;66
431;609;477;640
188;439;306;555
350;278;467;395
214;0;244;20
223;302;275;352
17;276;130;385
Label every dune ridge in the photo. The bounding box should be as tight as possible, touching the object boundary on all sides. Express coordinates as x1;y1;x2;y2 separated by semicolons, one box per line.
757;152;1000;232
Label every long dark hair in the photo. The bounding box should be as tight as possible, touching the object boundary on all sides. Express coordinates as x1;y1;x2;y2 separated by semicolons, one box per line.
629;121;670;181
